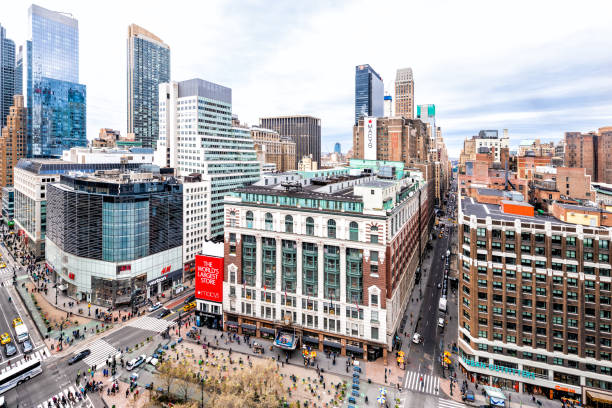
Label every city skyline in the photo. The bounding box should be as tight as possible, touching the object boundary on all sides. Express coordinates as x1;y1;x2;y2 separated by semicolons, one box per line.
1;0;611;157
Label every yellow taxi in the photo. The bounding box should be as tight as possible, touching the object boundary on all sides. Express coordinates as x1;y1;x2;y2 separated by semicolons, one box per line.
0;333;10;345
12;318;22;327
182;301;196;312
0;263;6;269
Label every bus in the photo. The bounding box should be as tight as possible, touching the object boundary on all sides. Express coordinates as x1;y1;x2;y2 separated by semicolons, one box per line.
0;358;42;394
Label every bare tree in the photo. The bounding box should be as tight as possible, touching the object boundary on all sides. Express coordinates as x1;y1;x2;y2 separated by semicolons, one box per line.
175;360;197;402
156;360;179;396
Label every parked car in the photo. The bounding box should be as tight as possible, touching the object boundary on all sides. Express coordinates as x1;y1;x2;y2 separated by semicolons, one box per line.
157;308;171;319
21;339;33;353
148;302;162;312
0;333;10;345
4;342;16;357
68;349;91;365
412;333;423;344
184;294;196;304
438;317;445;328
126;354;146;371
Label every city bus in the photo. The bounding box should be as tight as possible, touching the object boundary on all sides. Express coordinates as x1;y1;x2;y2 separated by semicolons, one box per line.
0;357;42;394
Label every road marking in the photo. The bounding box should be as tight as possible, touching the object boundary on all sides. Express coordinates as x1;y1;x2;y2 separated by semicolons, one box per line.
127;316;175;332
438;398;466;408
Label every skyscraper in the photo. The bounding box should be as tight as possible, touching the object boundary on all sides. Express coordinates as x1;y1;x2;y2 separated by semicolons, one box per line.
259;116;321;167
0;95;26;188
395;68;414;119
127;24;170;148
25;4;86;157
14;45;22;97
355;64;383;124
0;24;15;127
155;79;260;239
417;104;436;143
334;142;341;154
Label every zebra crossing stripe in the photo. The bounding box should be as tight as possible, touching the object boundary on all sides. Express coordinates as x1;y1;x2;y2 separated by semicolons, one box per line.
438;398;466;408
402;370;440;395
127;316;173;332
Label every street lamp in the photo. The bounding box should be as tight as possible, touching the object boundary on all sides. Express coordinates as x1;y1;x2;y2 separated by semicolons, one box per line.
178;310;182;336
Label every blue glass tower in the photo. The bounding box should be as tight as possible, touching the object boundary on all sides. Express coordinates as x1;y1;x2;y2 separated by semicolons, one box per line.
334;142;341;154
0;24;16;127
355;64;383;124
25;4;86;157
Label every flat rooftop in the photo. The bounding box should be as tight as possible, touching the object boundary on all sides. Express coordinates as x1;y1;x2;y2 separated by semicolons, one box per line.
234;183;361;202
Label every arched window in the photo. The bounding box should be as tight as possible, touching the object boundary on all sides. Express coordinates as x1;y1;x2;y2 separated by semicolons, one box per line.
265;213;273;231
306;217;315;236
370;225;378;243
229;210;236;227
285;215;293;233
327;219;336;238
349;221;359;241
246;211;253;228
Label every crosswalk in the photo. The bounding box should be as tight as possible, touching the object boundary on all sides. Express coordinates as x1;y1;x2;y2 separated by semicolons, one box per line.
35;385;94;408
127;315;174;332
76;339;118;368
438;398;466;408
0;346;51;374
404;371;440;395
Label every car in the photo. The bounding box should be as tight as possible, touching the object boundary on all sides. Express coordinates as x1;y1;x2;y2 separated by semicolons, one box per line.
462;390;475;402
21;339;33;353
437;283;442;289
184;294;196;304
438;317;445;328
68;349;91;365
440;254;445;260
0;263;6;269
182;301;196;312
126;354;146;371
0;333;10;345
148;302;162;312
157;308;171;319
412;333;423;344
12;318;23;327
4;342;16;357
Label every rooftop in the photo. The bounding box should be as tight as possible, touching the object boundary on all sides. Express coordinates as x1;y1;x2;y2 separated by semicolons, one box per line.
233;183;361;203
461;197;572;227
476;188;505;197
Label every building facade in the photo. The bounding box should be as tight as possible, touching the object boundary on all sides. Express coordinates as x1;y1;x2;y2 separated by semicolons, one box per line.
395;68;414;119
181;173;211;279
259;116;321;168
127;24;170;148
155;79;260;239
24;4;87;157
0;24;15;127
13;158;148;259
355;64;384;125
458;195;612;402
251;126;296;172
0;95;26;189
45;169;183;306
222;168;432;360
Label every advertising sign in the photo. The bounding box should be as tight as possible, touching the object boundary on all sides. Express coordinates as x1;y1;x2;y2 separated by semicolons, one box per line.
364;117;377;160
195;255;224;303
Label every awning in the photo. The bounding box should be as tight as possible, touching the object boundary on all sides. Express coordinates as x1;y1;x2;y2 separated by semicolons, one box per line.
225;321;238;327
323;340;342;349
302;336;319;344
241;323;257;330
587;390;612;404
259;327;275;335
346;345;364;354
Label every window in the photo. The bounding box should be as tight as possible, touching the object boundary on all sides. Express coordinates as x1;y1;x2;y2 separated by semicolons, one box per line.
585;238;594;248
601;240;610;249
306;217;315;236
349;221;359;241
370;225;378;243
246;211;253;228
285;215;293;233
327;219;336;238
566;250;576;259
477;228;486;237
370;294;379;307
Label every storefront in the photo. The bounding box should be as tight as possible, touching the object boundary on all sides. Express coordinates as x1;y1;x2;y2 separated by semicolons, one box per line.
148;269;183;298
367;345;384;361
585;388;612;408
302;332;319;348
259;324;275;340
346;341;364;358
241;320;257;336
323;336;342;354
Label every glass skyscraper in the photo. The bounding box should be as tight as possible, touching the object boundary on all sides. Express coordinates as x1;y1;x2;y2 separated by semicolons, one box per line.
127;24;170;148
355;64;384;124
24;4;86;157
0;24;16;127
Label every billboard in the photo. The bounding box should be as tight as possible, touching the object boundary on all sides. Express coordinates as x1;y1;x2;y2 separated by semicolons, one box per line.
195;255;224;303
364;117;377;160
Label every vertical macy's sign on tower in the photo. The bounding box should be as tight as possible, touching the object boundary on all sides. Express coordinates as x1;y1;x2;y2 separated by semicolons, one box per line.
364;117;377;160
195;255;224;302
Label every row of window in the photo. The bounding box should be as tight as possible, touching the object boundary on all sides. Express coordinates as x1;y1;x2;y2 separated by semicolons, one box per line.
469;226;611;250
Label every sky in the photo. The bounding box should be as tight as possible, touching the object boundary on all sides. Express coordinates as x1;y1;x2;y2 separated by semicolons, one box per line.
3;0;612;158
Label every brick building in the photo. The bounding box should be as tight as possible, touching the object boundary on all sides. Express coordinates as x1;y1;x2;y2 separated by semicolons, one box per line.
251;126;297;172
565;128;612;184
221;167;432;360
458;194;612;403
0;95;26;190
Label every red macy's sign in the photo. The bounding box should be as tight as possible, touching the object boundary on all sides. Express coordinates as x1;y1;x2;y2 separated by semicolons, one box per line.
195;255;224;303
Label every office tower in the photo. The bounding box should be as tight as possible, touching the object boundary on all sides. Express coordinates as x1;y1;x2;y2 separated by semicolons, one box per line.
0;95;26;188
394;68;414;119
259;116;321;167
127;24;170;148
334;142;341;154
565;129;612;184
0;24;15;127
251;126;297;172
355;64;384;124
155;79;260;239
384;93;393;117
417;104;436;145
25;4;86;157
46;169;183;305
14;45;22;96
